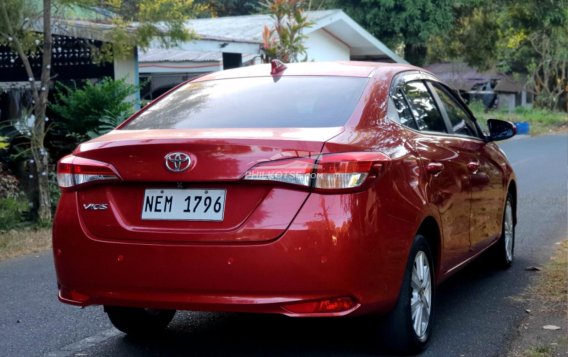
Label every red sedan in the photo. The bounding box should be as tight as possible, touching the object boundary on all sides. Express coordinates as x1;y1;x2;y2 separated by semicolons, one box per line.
53;61;517;354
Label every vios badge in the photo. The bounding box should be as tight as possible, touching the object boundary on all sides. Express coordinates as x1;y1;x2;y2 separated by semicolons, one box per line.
83;203;108;210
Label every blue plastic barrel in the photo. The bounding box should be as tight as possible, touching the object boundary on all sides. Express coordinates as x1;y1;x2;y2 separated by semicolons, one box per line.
515;122;530;135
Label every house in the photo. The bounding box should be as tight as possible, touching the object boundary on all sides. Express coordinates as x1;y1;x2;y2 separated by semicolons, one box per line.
0;6;138;124
424;62;532;111
139;10;406;100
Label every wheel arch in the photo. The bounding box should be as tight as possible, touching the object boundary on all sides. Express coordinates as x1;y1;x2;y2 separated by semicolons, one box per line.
507;179;517;226
416;216;441;281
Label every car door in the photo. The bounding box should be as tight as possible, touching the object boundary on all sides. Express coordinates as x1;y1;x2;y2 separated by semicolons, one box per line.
429;82;505;252
393;78;473;274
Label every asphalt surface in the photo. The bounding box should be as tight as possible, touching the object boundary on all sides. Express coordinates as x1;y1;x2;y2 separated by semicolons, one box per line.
1;134;566;357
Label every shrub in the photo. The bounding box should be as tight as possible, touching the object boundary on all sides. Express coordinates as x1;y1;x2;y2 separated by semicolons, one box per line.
468;101;568;134
0;165;27;231
0;164;20;200
50;77;137;140
48;77;137;158
0;136;8;150
0;196;28;232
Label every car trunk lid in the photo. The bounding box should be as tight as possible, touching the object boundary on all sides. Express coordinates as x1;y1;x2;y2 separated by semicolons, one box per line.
72;127;342;244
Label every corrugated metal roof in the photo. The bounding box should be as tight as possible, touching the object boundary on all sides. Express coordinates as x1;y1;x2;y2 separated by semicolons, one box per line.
188;10;340;43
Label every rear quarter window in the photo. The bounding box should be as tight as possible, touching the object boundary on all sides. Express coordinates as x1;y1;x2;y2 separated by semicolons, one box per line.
123;76;369;129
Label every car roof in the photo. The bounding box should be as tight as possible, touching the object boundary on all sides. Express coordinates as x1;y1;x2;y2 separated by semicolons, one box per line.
194;61;420;81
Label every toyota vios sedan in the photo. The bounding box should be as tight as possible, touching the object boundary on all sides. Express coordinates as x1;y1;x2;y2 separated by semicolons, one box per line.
53;61;517;354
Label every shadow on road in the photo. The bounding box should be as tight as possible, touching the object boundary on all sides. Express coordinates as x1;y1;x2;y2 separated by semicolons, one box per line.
97;249;528;357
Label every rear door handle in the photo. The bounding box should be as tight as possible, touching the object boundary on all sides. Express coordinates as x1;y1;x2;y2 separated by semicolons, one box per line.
467;161;480;172
426;162;444;174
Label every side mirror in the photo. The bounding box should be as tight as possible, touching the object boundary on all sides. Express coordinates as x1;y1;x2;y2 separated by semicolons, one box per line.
487;119;516;141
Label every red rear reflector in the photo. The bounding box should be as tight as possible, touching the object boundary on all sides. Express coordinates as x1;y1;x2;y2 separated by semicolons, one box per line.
57;155;120;189
244;152;390;191
283;297;357;314
60;287;90;304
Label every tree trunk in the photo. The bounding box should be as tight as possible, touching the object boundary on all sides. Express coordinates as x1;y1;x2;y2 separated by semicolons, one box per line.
404;43;428;67
33;0;53;223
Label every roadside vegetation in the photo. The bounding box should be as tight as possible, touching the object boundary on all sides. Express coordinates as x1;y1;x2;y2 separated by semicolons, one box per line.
469;102;568;135
508;240;568;357
0;78;136;260
0;229;51;261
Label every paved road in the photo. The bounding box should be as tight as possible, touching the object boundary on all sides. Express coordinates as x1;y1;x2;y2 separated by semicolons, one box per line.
1;135;566;357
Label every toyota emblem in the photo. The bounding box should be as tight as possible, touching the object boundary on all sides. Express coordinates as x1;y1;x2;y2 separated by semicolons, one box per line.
165;152;192;172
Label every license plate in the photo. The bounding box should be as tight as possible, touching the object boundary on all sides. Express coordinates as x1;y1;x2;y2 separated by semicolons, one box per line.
141;189;226;221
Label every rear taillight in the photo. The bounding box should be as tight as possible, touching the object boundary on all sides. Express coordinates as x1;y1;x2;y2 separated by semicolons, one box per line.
244;152;390;192
282;296;358;315
57;155;120;189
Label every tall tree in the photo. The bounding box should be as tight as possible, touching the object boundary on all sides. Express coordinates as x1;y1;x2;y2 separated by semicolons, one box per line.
428;0;568;111
0;0;196;223
331;0;454;66
426;0;500;70
193;0;260;17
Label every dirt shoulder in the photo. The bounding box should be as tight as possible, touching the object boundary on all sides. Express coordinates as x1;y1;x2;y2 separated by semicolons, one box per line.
0;229;52;261
508;240;568;357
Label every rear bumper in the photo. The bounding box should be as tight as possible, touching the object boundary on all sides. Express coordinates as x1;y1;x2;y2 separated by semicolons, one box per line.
53;189;414;317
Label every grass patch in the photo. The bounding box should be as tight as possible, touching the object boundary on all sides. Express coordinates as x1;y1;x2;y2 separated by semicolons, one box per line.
509;240;568;357
0;228;51;261
529;240;568;309
524;345;552;357
469;101;568;135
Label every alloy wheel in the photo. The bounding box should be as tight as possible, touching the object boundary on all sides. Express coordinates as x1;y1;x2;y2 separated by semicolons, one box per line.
410;251;432;341
504;200;514;262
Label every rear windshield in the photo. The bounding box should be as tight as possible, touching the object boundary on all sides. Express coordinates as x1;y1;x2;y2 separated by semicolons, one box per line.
123;76;369;129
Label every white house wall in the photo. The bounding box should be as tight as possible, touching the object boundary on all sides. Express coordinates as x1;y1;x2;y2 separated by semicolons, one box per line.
113;48;137;85
113;47;139;106
304;29;350;61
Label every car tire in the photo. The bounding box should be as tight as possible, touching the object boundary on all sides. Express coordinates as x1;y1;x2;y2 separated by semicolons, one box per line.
491;194;515;269
105;306;176;336
376;234;435;355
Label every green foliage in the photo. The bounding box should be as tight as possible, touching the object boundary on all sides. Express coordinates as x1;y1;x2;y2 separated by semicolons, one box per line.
0;1;41;52
331;0;454;66
0;197;28;232
0;164;20;200
261;0;313;63
56;0;198;61
51;77;136;140
86;108;133;138
427;0;500;70
0;137;8;150
469;101;568;135
193;0;260;17
0;165;26;231
427;0;568;111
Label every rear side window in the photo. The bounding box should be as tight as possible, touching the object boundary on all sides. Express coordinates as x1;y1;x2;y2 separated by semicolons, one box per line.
123;76;369;129
431;83;480;138
391;90;418;130
402;81;447;133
